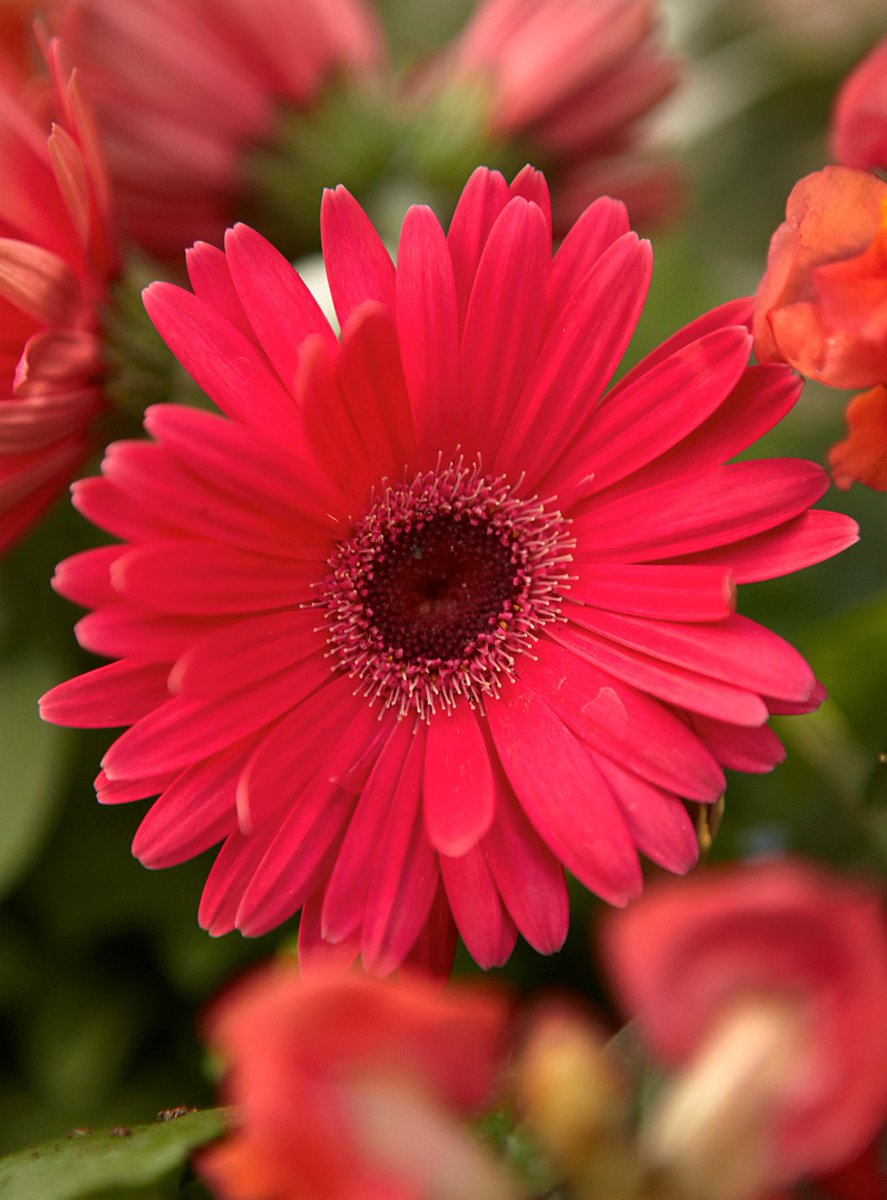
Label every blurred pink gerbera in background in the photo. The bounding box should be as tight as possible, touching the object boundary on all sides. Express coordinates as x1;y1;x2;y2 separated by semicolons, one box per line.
56;0;385;258
603;860;887;1198
199;967;515;1200
0;39;114;552
440;0;683;231
41;166;856;976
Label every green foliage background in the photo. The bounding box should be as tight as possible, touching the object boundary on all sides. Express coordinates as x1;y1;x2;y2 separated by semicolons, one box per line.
0;0;885;1181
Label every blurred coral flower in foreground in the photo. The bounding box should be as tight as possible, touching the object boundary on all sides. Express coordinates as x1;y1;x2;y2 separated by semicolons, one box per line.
41;167;857;975
198;967;515;1200
0;40;114;552
439;0;683;232
604;860;887;1200
56;0;384;258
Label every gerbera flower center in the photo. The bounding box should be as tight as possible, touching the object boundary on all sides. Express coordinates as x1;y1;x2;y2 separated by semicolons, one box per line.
319;458;574;720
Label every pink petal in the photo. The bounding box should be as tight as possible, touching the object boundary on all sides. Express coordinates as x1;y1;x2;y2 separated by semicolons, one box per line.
321;719;413;944
199;826;279;936
690;716;786;773
612;297;755;392
446;166;510;326
298;889;360;979
52;544;125;607
337;302;416;479
142;281;300;438
550;623;769;726
569;563;735;622
573;460;831;560
112;540;316;614
494;233;652;484
565;607;816;704
487;683;642;906
403;881;458;979
509;165;552;235
549;325;752;504
459;197;550;454
132;742;248;868
320;185;395;328
0;237;82;325
521;637;725;801
96;768;175;805
680;510;860;584
481;772;569;955
547;196;630;324
396;205;460;456
40;660;171;728
102;439;321;554
594;756;700;874
76;605;218;661
440;846;518;969
186;241;252;338
362;730;439;975
224;222;336;386
102;657;331;779
71;476;181;542
169;610;322;695
424;704;496;855
144;403;340;528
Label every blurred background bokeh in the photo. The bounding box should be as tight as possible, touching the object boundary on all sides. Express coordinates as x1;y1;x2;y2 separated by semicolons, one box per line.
1;0;886;1155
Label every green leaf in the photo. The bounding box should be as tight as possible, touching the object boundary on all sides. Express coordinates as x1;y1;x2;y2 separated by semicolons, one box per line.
0;643;72;901
0;1109;229;1200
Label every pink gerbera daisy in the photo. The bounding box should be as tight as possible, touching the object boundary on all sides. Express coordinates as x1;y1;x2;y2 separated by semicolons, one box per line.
55;0;384;259
0;39;114;552
41;167;857;976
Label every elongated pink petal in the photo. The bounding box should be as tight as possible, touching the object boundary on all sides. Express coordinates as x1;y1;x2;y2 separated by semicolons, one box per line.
424;704;496;855
481;771;569;955
186;241;252;337
460;197;550;454
522;636;725;801
547;195;630;322
321;720;413;944
550;623;769;726
548;326;752;504
321;185;395;327
143;281;300;437
494;233;652;482
52;544;125;607
225;222;336;386
566;606;816;704
362;730;439;975
396;205;460;456
574;460;830;560
594;756;700;874
112;540;316;614
102;657;330;779
40;660;171;727
678;510;859;584
0;237;82;325
570;563;735;622
440;846;518;969
132;742;248;868
689;715;785;773
488;682;642;906
297;889;360;979
446;166;510;326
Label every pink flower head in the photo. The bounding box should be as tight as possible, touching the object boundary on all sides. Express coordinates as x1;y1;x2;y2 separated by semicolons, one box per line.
0;38;114;552
198;966;516;1200
603;860;887;1192
41;167;857;975
443;0;683;231
56;0;385;258
831;36;887;171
